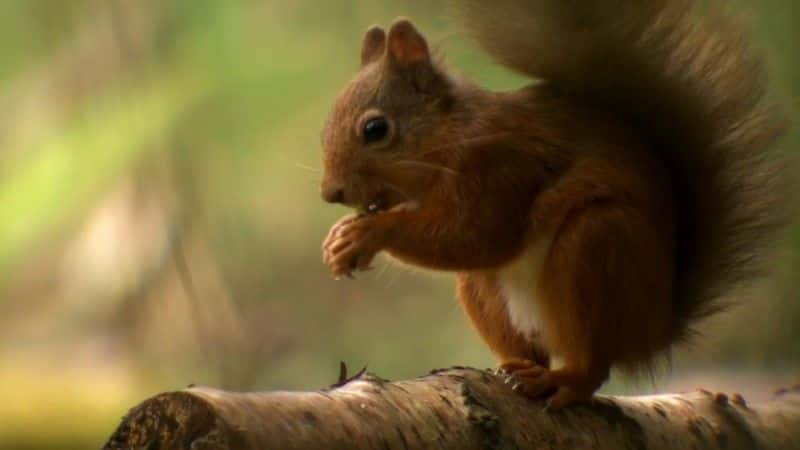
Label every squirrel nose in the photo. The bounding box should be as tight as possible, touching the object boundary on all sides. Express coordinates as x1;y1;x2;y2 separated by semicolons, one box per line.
322;185;345;204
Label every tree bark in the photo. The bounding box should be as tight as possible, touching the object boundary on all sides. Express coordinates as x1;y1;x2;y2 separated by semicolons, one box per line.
103;367;800;450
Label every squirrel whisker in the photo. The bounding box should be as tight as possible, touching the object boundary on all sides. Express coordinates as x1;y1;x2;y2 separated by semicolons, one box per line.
294;162;322;173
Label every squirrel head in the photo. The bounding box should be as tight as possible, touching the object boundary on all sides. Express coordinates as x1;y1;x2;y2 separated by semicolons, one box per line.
320;19;456;213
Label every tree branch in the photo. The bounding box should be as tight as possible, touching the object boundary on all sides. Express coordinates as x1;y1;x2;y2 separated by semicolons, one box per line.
103;367;800;450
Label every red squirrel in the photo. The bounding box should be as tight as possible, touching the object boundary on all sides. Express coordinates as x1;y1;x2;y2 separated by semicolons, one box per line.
319;0;789;408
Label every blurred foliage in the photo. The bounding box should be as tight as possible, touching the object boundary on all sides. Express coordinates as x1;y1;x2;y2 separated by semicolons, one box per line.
0;1;797;449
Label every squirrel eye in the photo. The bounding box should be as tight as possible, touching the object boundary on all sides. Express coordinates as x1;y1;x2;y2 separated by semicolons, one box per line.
363;117;390;144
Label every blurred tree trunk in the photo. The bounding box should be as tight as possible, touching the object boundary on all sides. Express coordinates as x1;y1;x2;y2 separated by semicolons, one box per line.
103;367;800;450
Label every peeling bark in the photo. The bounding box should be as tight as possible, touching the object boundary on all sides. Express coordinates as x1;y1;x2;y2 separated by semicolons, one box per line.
103;367;800;450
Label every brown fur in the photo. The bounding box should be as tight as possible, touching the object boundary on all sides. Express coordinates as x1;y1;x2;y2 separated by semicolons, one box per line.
319;3;789;406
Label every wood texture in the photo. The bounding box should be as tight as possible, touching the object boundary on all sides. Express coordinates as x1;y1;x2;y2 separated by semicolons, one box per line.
103;367;800;450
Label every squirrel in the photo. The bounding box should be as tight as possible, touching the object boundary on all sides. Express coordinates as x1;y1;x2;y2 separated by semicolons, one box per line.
319;0;790;408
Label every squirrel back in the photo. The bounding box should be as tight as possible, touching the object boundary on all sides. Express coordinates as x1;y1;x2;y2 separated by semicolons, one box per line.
459;0;791;341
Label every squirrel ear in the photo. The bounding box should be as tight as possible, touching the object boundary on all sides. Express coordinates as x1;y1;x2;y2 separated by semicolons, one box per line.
386;19;430;67
361;26;386;67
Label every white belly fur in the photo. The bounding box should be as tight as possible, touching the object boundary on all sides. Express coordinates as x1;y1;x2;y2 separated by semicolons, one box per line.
496;237;552;342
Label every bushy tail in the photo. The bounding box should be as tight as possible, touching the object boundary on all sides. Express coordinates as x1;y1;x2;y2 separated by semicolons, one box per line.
459;0;791;339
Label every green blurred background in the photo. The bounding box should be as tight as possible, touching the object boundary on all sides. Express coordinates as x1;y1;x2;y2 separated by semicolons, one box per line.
0;1;797;449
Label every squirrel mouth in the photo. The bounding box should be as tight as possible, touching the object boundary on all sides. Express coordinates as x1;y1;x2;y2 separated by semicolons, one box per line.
355;188;392;215
360;198;387;215
360;198;420;216
359;191;396;215
365;203;383;214
358;190;417;215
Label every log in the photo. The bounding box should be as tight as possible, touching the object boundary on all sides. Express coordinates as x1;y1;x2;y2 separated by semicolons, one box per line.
103;366;800;450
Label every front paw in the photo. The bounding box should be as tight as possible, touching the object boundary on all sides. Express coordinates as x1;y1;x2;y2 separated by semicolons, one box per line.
322;215;387;279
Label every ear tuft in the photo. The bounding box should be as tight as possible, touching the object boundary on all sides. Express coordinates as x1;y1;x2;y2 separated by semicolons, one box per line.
361;26;386;67
387;18;430;66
